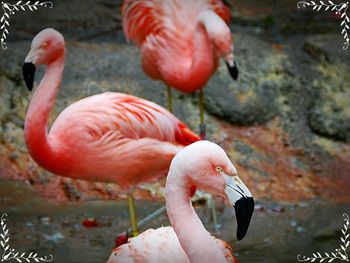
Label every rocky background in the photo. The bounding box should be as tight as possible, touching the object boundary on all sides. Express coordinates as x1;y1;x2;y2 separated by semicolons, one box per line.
0;0;349;204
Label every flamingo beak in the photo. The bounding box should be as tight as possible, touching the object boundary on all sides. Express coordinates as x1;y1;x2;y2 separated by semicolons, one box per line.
22;62;36;92
224;175;254;240
226;60;239;81
224;52;239;81
23;48;39;91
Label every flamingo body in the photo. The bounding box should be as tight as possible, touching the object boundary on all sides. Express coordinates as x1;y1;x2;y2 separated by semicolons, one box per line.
28;92;199;189
122;0;233;93
23;28;200;191
108;226;234;263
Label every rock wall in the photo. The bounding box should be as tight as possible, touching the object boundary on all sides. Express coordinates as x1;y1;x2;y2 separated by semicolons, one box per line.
0;0;349;203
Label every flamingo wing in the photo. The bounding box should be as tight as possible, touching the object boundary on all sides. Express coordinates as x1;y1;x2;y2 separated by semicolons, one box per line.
50;92;199;147
122;0;231;46
214;237;237;263
122;0;231;87
107;227;237;263
209;0;231;24
47;93;199;185
108;227;190;263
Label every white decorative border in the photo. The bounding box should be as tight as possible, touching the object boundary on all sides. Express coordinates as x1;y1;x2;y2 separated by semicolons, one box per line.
1;1;53;50
1;213;53;262
297;213;349;262
297;1;350;50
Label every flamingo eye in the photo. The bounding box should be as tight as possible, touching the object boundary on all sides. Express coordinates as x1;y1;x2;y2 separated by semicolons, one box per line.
41;42;48;48
215;166;223;173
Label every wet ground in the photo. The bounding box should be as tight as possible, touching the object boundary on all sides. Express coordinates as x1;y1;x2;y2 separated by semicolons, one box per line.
0;178;348;263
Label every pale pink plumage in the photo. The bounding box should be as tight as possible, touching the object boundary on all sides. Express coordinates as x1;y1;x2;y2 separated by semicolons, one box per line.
122;0;234;93
109;226;234;263
107;141;244;263
23;28;200;191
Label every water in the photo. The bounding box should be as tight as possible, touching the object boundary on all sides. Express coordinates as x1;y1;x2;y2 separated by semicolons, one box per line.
0;179;348;263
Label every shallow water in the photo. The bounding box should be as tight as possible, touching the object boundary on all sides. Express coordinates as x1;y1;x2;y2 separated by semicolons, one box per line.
0;179;348;263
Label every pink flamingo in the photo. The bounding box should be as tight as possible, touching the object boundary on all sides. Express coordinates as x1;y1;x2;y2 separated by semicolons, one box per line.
22;28;200;237
122;0;238;133
107;140;254;263
122;0;238;224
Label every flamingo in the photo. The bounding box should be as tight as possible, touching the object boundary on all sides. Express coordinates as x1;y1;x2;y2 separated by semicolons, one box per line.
122;0;238;134
122;0;238;225
107;140;254;263
22;28;200;237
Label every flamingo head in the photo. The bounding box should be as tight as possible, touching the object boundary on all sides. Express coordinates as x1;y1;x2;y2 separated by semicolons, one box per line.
210;30;238;81
212;32;239;81
199;11;239;80
224;51;239;81
23;28;65;91
170;140;254;240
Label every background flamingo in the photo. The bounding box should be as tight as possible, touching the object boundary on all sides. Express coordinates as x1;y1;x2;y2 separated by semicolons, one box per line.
122;0;238;134
107;140;254;263
22;28;200;237
122;0;238;226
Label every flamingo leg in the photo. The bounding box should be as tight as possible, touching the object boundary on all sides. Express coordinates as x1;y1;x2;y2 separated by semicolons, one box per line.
199;89;221;231
167;85;173;112
199;89;206;139
127;193;139;237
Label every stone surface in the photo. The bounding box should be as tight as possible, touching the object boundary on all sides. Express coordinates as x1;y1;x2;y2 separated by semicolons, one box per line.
7;0;125;43
0;0;349;203
304;38;350;142
205;33;282;125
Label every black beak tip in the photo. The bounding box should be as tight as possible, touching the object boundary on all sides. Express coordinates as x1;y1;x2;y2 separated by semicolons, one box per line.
226;61;239;81
234;196;255;241
23;62;36;92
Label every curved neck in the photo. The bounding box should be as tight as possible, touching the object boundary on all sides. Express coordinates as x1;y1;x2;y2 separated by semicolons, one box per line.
198;10;232;56
24;52;65;174
165;171;226;263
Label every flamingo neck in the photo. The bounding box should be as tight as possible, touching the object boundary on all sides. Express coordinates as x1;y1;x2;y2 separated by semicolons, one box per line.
198;10;233;57
165;171;226;263
24;52;65;174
